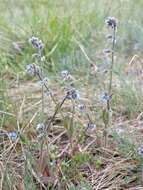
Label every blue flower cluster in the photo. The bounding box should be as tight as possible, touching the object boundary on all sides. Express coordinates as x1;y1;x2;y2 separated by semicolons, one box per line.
105;16;117;29
26;64;41;76
67;88;80;100
29;36;44;50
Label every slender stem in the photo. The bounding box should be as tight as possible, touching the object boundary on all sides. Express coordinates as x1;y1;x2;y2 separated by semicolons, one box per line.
41;67;45;118
39;94;67;181
46;95;68;132
104;27;116;148
86;112;93;124
108;27;116;96
38;51;45;120
37;72;65;123
104;124;107;147
37;72;57;105
69;100;75;154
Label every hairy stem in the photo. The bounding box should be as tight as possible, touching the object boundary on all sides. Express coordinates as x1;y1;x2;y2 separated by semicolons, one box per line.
104;26;116;148
108;27;116;96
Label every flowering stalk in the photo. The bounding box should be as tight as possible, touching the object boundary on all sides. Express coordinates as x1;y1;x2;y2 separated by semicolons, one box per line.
106;16;117;109
29;37;45;121
103;17;117;147
28;37;53;178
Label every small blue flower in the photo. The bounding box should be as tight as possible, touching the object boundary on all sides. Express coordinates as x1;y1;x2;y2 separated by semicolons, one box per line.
26;64;35;76
38;77;49;86
61;70;69;77
29;36;44;50
87;123;96;130
36;123;45;133
61;70;72;81
105;16;117;28
138;146;143;156
66;88;80;100
44;90;50;96
26;64;41;76
78;104;86;112
38;41;44;50
100;92;111;102
7;131;17;141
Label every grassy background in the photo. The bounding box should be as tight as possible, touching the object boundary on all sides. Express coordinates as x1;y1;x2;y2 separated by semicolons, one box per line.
1;1;143;189
0;0;143;74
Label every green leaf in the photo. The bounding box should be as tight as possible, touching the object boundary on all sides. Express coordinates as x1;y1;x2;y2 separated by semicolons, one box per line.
19;133;29;145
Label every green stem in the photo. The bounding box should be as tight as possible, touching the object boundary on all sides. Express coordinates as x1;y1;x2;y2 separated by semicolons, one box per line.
108;27;116;96
37;72;57;105
41;68;44;119
38;51;45;121
104;26;116;148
